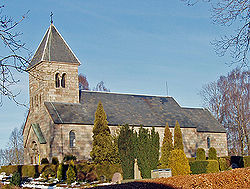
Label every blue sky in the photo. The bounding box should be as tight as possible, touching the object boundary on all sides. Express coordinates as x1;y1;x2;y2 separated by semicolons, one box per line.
0;0;232;148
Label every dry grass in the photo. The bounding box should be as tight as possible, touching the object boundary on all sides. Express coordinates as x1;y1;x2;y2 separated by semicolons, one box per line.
143;167;250;189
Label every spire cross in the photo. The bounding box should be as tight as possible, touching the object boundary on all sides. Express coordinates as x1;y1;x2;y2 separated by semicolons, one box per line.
50;12;53;24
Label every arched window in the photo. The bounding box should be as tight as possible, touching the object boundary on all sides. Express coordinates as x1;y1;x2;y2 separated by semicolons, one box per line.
61;73;66;88
69;131;76;148
55;73;60;88
207;137;211;149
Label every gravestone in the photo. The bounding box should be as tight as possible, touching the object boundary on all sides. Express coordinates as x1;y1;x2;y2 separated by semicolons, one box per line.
112;172;122;184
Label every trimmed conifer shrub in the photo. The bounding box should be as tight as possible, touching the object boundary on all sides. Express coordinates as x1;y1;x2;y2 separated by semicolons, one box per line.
208;147;217;160
174;121;184;150
159;122;173;168
150;127;160;170
41;158;49;164
118;124;136;179
189;160;208;174
52;157;59;165
66;160;76;184
10;171;21;186
243;156;250;167
63;154;76;162
57;163;64;181
168;149;191;176
206;160;219;173
196;148;206;160
90;101;120;165
219;157;228;171
136;126;151;178
136;126;160;178
189;160;219;174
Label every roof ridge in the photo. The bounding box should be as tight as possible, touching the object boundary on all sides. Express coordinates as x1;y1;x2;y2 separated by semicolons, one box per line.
52;24;81;64
80;90;173;98
41;25;51;62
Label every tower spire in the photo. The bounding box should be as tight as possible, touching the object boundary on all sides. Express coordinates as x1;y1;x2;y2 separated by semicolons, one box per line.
50;12;53;24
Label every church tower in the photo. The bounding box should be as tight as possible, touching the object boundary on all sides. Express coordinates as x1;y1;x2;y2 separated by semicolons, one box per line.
23;23;80;164
27;23;80;112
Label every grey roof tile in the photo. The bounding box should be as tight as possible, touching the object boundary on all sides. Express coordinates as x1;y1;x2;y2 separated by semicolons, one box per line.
44;91;226;133
28;24;80;69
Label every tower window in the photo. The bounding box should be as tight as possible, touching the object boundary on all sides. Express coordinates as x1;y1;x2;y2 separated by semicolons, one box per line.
207;137;211;149
55;73;60;88
69;130;76;148
61;73;66;88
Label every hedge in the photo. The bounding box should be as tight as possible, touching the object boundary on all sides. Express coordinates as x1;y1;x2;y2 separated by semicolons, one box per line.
0;165;20;175
219;158;228;171
189;160;219;174
206;160;219;173
243;156;250;168
21;165;36;178
188;157;196;162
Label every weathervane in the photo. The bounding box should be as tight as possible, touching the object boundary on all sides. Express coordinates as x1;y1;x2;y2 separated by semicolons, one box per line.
50;12;53;24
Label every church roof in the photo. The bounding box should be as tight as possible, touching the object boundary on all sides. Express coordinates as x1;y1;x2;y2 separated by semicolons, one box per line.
31;123;46;144
27;24;80;70
44;91;226;133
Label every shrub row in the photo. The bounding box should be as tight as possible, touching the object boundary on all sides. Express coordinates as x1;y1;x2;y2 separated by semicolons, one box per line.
0;161;122;182
189;160;219;174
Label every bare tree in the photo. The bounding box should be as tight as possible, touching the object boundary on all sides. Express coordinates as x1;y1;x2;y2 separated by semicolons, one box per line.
182;0;249;67
0;126;24;165
78;74;90;90
0;5;30;106
93;81;110;92
200;69;249;155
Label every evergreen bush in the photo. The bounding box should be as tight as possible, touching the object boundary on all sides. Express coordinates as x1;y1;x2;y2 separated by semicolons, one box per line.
66;160;76;184
243;156;250;167
189;160;208;174
118;124;135;179
57;163;64;181
159;122;173;168
41;165;57;179
206;160;219;173
135;126;160;178
136;126;152;178
41;158;49;164
208;147;217;160
10;171;21;186
189;160;219;174
168;149;191;176
76;162;95;181
95;162;121;181
196;148;206;160
90;101;120;165
219;157;228;171
52;157;59;165
63;154;76;162
149;127;160;170
174;121;184;150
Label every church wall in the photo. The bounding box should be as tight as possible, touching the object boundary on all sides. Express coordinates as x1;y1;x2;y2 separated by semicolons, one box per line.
50;124;94;163
29;61;79;106
23;102;55;164
197;132;228;157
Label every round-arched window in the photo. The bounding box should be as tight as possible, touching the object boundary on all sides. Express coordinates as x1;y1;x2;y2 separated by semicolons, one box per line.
61;73;66;88
207;137;211;149
69;130;76;148
55;73;60;88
